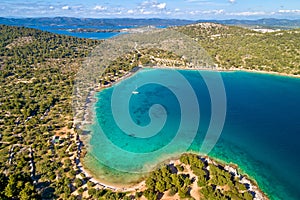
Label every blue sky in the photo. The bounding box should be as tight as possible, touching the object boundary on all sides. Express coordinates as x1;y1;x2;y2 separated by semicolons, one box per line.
0;0;300;19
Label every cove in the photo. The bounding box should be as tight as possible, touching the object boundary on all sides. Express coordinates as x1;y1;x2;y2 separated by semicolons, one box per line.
85;69;300;200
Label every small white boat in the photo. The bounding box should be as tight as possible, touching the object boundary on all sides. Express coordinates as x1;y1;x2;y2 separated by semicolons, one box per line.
132;90;139;94
132;85;139;94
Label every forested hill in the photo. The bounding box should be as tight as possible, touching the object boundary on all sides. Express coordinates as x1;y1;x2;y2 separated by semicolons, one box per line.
0;25;100;199
173;23;300;75
197;18;300;29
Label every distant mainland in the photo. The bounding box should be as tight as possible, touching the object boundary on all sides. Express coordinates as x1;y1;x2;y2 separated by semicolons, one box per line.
1;17;300;29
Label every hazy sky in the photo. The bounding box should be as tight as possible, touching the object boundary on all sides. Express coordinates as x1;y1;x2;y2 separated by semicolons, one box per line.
0;0;300;19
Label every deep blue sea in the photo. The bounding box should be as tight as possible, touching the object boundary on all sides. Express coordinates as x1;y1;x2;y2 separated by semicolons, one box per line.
86;69;300;200
1;23;165;39
27;25;130;39
27;25;167;39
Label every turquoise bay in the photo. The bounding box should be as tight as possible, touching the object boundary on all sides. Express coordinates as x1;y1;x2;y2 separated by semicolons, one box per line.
86;69;300;200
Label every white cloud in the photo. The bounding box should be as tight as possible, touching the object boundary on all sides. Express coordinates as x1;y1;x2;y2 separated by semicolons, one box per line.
278;9;300;13
228;11;266;16
229;0;236;3
49;6;54;10
139;8;152;14
127;9;134;14
142;11;153;14
202;9;224;14
131;1;169;15
188;9;224;15
94;5;107;11
62;5;70;10
155;3;167;9
189;10;200;15
140;1;167;11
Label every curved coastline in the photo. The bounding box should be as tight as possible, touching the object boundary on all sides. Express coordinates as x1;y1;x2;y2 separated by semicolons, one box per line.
78;143;269;199
79;150;269;199
152;65;300;78
74;65;297;198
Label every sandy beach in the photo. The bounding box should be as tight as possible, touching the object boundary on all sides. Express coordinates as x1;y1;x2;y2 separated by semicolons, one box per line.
148;64;300;78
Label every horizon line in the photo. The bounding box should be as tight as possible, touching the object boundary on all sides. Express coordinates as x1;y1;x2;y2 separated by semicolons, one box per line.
1;16;300;21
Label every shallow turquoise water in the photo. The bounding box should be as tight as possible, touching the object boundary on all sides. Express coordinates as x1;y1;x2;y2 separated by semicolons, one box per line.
87;69;300;199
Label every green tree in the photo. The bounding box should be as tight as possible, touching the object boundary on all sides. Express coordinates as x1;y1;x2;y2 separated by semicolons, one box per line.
4;174;18;198
19;182;38;200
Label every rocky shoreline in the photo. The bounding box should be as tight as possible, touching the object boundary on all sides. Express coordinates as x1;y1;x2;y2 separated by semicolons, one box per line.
75;148;269;199
205;157;268;200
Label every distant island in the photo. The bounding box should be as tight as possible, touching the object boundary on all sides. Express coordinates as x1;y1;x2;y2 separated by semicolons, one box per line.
68;28;121;33
66;26;161;34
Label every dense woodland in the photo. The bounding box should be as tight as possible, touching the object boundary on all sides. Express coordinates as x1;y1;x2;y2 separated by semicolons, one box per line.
141;154;256;200
0;25;100;199
1;22;297;199
173;23;300;75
